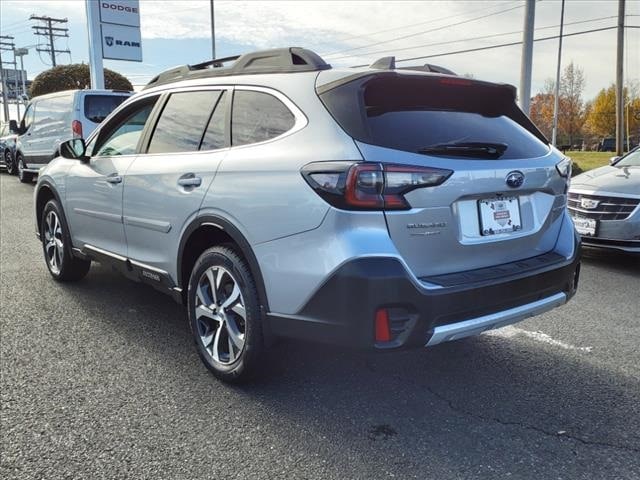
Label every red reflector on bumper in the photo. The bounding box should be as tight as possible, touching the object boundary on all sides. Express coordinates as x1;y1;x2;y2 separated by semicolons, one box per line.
375;309;391;342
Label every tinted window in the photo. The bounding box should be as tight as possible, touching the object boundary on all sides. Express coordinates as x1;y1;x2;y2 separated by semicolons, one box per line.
618;148;640;167
231;90;295;146
320;75;550;160
366;111;547;160
84;95;128;123
147;91;220;154
23;104;35;130
200;91;227;151
94;99;157;157
33;95;71;128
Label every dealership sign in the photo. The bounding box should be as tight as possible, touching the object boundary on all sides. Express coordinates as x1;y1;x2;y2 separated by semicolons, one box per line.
98;0;142;62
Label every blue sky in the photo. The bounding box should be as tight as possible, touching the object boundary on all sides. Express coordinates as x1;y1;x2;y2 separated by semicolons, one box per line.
0;0;639;98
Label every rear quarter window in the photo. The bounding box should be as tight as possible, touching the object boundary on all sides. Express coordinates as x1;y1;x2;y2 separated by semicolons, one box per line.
231;90;295;146
84;95;129;123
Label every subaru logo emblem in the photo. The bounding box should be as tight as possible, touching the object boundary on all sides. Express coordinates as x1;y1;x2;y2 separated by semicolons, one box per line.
505;171;524;188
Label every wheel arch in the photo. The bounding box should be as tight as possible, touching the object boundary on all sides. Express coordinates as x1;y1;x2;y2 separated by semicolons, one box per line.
35;181;65;238
178;215;270;313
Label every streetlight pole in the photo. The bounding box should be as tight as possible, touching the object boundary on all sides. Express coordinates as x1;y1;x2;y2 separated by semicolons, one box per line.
210;0;216;59
14;48;28;119
615;0;625;155
519;0;536;114
551;0;565;147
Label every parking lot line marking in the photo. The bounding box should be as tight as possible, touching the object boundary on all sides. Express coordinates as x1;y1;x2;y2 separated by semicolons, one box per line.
484;325;593;352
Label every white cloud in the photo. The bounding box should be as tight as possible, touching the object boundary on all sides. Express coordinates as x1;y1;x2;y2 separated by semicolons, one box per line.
1;0;638;99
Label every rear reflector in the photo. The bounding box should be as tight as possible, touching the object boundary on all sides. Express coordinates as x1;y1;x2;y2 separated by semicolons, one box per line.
375;308;391;342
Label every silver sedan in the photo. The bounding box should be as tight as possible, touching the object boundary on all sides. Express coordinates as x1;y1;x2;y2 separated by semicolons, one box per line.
569;147;640;253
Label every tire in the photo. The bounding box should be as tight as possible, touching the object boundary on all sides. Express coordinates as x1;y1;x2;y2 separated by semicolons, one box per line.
41;199;91;282
4;150;16;175
187;246;264;383
17;154;33;183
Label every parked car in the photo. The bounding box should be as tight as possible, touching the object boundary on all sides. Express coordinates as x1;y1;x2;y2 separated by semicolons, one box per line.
33;47;580;382
597;137;616;152
569;146;640;253
0;122;18;175
9;89;132;183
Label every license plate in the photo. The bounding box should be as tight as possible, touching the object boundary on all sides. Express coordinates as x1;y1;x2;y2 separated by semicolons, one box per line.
572;216;597;236
478;196;522;236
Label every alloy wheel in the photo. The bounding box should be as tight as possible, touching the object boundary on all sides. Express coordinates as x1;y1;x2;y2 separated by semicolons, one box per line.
195;266;247;364
44;210;64;275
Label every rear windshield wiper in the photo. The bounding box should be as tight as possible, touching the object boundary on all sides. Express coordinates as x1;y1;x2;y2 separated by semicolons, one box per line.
418;142;508;159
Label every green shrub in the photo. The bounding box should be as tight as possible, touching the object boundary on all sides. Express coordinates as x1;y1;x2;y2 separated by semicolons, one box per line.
29;64;133;98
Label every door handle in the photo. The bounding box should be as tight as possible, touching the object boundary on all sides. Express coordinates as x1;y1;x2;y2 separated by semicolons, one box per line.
177;174;202;187
106;173;122;184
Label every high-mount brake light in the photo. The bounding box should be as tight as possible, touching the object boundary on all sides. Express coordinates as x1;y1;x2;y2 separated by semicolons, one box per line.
438;77;473;86
302;162;453;211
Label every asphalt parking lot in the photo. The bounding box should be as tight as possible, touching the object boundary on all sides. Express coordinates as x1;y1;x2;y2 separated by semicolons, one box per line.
1;173;639;480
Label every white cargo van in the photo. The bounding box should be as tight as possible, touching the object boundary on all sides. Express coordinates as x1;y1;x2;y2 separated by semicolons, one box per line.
10;89;132;182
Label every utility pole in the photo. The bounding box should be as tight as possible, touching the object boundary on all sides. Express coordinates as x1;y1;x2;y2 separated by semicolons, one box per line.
210;0;216;59
30;15;70;67
519;0;536;115
0;35;17;122
14;48;29;112
615;0;625;156
551;0;566;147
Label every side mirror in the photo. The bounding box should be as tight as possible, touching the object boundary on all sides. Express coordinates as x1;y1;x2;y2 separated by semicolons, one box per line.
8;120;19;134
60;138;88;161
609;156;620;165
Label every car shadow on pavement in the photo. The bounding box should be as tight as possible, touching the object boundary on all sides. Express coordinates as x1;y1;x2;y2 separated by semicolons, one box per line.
580;248;640;274
61;262;640;478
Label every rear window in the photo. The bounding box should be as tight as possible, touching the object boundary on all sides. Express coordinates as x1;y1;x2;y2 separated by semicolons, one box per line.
319;74;549;160
84;95;129;123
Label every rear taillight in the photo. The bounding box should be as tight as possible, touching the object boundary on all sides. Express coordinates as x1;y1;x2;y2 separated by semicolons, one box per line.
301;162;452;210
72;120;83;138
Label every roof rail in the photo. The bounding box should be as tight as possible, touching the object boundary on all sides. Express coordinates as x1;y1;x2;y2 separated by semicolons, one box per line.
368;56;456;75
144;47;331;89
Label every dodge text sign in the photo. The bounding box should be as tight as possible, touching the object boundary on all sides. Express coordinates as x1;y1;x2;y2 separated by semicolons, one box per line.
101;23;142;62
99;0;140;27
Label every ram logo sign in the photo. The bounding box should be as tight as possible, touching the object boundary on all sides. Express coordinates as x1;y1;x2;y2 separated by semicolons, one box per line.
101;23;142;62
98;0;142;62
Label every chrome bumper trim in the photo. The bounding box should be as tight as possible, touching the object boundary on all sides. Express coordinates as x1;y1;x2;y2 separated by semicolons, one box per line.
425;292;567;346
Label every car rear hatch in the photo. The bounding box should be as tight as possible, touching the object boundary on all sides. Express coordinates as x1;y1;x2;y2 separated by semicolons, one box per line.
317;72;570;278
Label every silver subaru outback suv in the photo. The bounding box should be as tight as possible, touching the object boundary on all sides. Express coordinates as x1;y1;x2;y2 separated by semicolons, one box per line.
34;48;580;382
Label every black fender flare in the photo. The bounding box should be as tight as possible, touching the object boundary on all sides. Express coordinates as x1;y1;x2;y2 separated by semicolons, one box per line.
34;179;68;238
177;214;270;313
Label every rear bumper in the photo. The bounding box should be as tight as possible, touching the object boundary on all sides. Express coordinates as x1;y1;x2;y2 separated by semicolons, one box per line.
268;238;580;350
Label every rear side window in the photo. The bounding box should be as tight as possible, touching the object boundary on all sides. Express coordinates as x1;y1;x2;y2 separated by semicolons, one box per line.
231;90;295;146
320;75;550;160
147;90;220;154
200;91;228;151
84;95;128;123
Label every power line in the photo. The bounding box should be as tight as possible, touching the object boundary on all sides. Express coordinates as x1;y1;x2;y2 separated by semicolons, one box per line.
314;0;524;51
322;3;526;58
30;15;70;67
329;14;619;62
352;25;631;67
